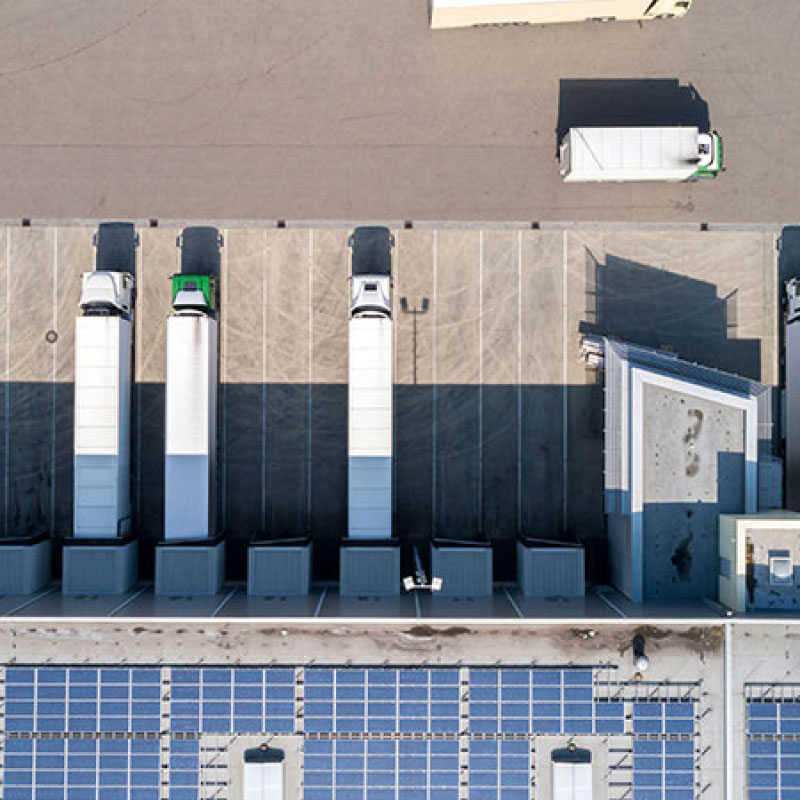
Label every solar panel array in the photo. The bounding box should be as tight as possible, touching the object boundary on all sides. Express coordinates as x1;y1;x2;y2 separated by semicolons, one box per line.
303;739;460;800
748;739;800;800
468;668;618;735
632;739;695;800
1;665;700;799
303;668;459;734
169;739;200;800
468;740;530;800
632;701;695;736
4;738;160;800
5;667;161;734
748;701;800;737
747;698;800;800
170;667;295;734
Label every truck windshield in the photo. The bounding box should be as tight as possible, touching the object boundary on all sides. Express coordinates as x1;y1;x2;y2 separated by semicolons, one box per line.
352;227;392;276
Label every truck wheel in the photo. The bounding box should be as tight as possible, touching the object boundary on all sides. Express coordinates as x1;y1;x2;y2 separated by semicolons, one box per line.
655;12;675;18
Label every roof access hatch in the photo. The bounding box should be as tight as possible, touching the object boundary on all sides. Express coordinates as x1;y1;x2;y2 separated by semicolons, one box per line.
552;746;592;800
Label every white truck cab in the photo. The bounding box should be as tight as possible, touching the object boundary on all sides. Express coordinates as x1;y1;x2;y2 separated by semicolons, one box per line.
79;270;134;315
79;221;138;316
349;226;394;318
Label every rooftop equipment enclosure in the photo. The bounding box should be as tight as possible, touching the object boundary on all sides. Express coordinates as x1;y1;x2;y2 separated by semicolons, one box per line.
243;761;284;800
552;746;592;800
243;746;285;800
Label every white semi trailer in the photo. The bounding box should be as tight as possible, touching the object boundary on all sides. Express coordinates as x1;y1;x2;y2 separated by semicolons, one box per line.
559;126;722;183
348;227;394;539
786;279;800;511
164;228;221;540
431;0;692;29
73;222;137;538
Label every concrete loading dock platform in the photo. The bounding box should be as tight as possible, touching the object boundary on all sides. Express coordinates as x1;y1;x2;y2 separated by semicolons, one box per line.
0;222;780;596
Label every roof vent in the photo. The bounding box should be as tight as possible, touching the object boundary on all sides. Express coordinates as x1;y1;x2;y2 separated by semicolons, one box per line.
769;552;794;586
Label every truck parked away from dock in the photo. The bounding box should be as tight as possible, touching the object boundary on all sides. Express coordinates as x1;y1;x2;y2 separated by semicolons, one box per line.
431;0;691;29
559;127;722;183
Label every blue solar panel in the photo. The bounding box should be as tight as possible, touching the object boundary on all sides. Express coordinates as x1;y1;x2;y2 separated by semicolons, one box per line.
665;702;695;735
171;667;201;733
633;739;694;800
470;669;499;734
749;702;780;736
170;666;294;735
564;699;593;734
3;664;708;800
304;667;458;736
468;739;529;800
3;738;34;800
748;733;800;800
633;702;663;735
2;738;158;800
469;667;611;735
169;738;199;800
303;737;459;800
782;703;800;736
633;702;696;737
4;667;162;736
595;700;625;734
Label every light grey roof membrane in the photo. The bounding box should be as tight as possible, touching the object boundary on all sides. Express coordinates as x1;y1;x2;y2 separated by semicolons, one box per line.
603;337;768;400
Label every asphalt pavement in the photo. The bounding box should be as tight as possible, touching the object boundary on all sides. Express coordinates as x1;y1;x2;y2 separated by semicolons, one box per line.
0;0;797;222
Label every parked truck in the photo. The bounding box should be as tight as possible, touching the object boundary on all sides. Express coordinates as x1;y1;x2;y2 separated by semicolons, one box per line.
559;126;722;183
164;227;221;540
73;222;137;538
348;227;394;540
785;279;800;511
431;0;692;29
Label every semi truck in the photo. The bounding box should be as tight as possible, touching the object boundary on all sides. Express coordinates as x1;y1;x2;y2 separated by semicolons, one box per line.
73;222;137;538
164;227;222;540
431;0;691;29
559;126;722;183
348;227;394;539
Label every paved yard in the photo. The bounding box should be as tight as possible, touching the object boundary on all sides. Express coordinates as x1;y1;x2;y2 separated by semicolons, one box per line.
0;0;797;222
0;223;779;582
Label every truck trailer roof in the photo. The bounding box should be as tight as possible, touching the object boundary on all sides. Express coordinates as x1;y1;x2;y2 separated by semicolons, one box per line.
561;126;704;183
